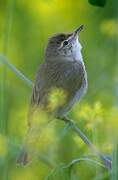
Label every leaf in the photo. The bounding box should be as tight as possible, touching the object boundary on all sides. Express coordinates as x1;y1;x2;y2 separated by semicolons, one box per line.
88;0;107;7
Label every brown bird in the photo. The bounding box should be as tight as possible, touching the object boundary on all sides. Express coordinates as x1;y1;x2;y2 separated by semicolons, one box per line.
16;25;88;165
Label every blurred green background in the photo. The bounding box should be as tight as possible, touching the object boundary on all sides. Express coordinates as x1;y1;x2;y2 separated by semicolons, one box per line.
0;0;118;179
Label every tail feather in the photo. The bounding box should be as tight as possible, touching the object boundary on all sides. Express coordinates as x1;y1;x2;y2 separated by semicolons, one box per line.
16;149;30;166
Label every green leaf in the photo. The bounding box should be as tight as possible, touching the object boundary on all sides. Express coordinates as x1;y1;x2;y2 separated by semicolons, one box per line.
88;0;106;7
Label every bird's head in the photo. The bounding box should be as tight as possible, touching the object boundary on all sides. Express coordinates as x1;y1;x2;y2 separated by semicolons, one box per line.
45;25;84;62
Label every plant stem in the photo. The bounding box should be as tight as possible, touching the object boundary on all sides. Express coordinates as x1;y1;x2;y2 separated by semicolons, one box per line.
0;54;33;88
63;157;106;169
112;139;118;180
60;116;112;170
0;0;15;179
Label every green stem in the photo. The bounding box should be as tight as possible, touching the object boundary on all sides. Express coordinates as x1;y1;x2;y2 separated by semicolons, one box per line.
0;0;15;179
60;117;112;170
63;157;106;169
112;139;118;180
0;54;33;88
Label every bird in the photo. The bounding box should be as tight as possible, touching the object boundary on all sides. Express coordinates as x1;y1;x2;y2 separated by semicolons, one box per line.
16;25;88;166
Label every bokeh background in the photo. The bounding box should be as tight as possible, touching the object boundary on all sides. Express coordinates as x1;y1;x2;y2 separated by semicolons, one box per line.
0;0;118;179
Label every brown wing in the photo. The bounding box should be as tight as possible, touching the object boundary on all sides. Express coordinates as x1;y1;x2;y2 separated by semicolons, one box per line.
28;64;48;126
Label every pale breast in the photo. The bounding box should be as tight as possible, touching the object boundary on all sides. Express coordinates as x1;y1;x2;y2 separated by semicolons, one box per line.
57;61;88;116
45;60;88;117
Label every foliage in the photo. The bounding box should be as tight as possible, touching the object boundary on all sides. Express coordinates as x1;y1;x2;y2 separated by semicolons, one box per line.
0;0;117;179
88;0;107;7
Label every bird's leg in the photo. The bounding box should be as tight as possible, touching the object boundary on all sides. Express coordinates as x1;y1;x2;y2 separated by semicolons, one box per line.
57;116;75;125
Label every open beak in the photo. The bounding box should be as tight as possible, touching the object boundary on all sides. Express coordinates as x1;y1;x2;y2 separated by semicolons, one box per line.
69;25;84;43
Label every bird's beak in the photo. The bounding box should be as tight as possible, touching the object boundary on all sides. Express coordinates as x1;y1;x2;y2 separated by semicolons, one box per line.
73;25;84;37
69;25;84;43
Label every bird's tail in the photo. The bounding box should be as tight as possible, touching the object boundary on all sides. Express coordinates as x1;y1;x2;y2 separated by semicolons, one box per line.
16;148;30;166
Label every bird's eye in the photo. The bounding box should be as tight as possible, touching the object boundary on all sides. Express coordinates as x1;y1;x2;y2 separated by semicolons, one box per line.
63;40;68;46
